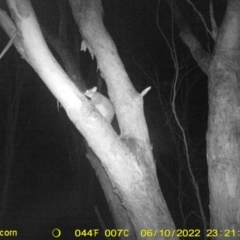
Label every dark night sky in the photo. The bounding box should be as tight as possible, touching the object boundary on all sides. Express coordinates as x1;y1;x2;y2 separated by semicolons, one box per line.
0;0;226;239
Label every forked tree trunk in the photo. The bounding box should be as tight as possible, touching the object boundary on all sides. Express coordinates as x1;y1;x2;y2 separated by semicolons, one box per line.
169;0;240;233
0;0;177;239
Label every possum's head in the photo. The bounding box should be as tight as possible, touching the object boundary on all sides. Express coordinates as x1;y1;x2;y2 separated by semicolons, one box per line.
84;87;101;104
85;86;97;98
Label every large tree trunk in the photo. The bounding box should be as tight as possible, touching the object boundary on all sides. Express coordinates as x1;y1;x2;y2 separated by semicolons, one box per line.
207;0;240;231
168;0;240;234
0;0;177;239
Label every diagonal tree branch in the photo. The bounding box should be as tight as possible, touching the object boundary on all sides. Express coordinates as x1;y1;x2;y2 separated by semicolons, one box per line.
166;0;211;74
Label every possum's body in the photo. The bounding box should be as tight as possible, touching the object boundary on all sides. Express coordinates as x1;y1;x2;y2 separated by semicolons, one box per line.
85;87;115;123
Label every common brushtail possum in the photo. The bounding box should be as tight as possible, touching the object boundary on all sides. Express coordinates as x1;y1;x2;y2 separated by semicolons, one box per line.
84;87;115;123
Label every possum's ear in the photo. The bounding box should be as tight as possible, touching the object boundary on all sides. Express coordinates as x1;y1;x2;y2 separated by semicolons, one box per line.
92;86;97;92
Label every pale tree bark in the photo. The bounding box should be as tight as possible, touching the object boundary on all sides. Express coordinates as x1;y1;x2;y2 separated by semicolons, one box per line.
41;11;132;235
168;0;240;234
0;0;177;239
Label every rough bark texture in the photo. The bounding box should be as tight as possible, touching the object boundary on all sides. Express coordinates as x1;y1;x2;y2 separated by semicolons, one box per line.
168;0;240;234
169;0;240;234
68;1;177;238
0;0;178;239
207;0;240;232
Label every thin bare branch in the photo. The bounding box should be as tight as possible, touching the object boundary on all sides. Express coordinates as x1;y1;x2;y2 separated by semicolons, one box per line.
0;31;16;59
158;0;208;233
210;0;217;41
186;0;213;39
166;0;211;74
